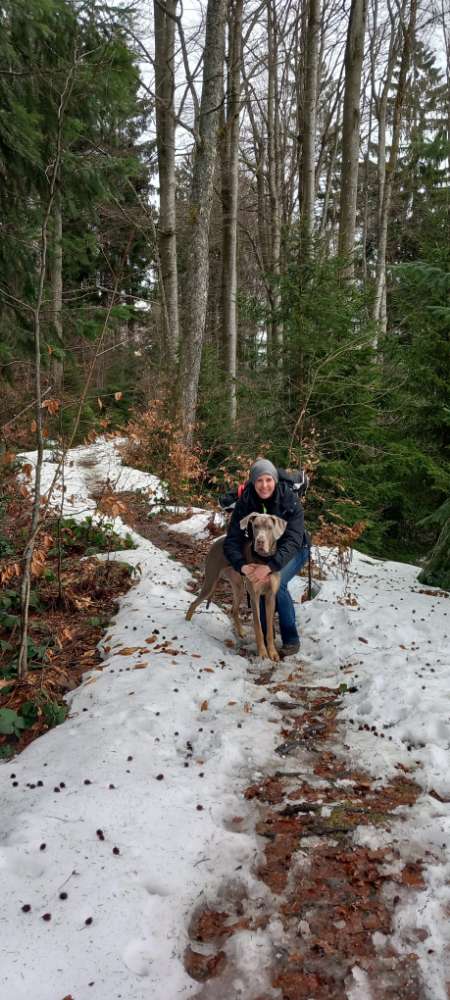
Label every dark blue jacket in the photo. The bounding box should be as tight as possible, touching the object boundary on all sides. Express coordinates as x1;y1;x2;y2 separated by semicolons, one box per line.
223;481;308;574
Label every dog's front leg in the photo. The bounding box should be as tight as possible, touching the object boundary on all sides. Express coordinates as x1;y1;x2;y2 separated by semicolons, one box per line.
264;589;279;662
248;587;269;659
229;572;245;638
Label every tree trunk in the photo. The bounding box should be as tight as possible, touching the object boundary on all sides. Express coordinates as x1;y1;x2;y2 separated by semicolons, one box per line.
51;188;64;390
373;0;416;334
318;112;340;245
338;0;368;275
180;0;226;443
222;0;243;425
154;0;180;359
300;0;321;248
267;0;282;357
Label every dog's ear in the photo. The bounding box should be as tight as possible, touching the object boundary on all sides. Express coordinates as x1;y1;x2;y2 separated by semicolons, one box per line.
240;513;258;531
271;516;287;540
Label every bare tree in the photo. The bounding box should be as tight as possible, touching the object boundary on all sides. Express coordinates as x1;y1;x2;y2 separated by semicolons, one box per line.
222;0;244;423
154;0;180;358
266;0;283;355
180;0;227;443
373;0;417;332
338;0;368;275
18;62;77;679
51;187;64;389
301;0;321;246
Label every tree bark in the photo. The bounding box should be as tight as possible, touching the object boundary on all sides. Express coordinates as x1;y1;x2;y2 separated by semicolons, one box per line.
154;0;180;359
338;0;368;275
300;0;321;248
51;187;64;390
267;0;282;357
373;0;416;334
180;0;226;443
222;0;243;425
318;110;340;245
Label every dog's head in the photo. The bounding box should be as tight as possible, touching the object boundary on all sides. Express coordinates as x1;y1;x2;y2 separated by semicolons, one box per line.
239;512;287;557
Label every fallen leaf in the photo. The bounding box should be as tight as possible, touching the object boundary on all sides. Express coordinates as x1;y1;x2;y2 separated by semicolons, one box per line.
184;946;226;982
200;700;208;712
42;398;60;414
399;864;425;888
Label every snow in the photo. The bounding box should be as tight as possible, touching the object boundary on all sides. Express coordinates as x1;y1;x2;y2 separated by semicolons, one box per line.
20;436;166;520
165;510;226;540
1;437;450;999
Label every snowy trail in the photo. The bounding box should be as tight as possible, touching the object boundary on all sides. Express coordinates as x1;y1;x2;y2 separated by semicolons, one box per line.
1;439;450;1000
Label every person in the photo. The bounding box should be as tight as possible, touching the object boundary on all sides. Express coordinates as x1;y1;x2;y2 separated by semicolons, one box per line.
223;459;309;656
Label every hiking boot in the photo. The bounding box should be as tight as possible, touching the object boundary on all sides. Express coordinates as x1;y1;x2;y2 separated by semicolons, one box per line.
279;641;300;658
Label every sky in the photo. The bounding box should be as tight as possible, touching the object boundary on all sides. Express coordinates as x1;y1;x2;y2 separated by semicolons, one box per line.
1;437;449;1000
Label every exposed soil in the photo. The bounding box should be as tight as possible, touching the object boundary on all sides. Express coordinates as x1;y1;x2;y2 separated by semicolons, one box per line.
0;475;134;755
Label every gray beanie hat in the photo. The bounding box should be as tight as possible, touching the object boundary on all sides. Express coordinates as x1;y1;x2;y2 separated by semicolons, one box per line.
249;459;279;485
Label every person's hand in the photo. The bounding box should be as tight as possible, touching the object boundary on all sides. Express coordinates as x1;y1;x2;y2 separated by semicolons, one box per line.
242;563;271;584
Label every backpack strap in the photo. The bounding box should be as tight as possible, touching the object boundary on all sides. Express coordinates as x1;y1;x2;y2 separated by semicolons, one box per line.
218;481;248;511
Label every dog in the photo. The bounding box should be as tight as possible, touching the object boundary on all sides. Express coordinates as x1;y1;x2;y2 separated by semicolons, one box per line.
185;513;287;661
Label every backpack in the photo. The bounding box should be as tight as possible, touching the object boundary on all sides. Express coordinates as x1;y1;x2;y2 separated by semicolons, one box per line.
218;468;309;512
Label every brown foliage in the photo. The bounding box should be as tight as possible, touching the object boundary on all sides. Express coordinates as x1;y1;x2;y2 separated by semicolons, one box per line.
312;517;366;551
120;398;206;502
184;946;227;982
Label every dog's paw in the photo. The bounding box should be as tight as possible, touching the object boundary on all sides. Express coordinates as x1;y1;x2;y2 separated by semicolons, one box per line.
267;648;280;662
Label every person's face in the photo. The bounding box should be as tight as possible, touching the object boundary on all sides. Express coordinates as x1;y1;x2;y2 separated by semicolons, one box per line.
254;475;276;500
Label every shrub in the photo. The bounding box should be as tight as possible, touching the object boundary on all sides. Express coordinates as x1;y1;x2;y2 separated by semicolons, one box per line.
122;397;206;502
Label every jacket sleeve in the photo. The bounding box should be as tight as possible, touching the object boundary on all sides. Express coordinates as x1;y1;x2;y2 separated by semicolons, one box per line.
267;497;305;572
223;504;246;572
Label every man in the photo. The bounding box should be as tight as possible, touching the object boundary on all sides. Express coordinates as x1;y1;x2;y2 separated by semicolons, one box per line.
223;459;308;656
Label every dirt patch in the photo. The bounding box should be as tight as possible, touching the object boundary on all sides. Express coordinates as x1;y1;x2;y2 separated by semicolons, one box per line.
183;680;424;997
0;475;135;756
0;557;133;756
